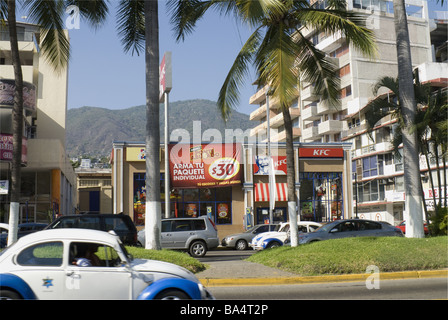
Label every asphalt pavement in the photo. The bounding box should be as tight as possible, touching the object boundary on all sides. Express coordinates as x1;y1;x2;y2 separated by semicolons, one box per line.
196;249;448;287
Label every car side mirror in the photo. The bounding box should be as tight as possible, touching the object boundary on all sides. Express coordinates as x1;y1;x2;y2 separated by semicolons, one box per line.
330;228;338;233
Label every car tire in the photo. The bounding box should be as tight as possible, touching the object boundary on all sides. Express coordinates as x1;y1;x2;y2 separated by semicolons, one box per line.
0;289;22;300
266;241;281;249
235;239;248;250
189;240;207;257
154;289;190;300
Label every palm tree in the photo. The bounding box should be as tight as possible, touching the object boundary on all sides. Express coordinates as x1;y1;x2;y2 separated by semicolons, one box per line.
1;0;108;245
364;75;447;232
116;0;162;249
168;0;376;246
392;0;425;238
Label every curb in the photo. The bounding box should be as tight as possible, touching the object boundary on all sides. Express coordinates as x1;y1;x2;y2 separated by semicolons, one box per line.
199;269;448;287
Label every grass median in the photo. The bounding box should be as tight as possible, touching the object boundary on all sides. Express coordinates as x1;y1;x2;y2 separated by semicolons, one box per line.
126;246;207;273
246;236;448;276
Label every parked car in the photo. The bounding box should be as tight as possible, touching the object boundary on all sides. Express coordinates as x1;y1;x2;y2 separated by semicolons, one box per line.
299;219;403;244
45;213;138;246
138;216;219;257
0;229;214;300
251;221;322;250
397;220;429;235
0;223;47;248
221;224;279;250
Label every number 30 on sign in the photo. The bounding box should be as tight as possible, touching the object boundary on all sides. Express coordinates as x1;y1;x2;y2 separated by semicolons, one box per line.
209;157;240;180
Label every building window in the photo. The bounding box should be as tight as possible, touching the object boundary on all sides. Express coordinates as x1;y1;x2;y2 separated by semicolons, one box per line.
299;172;343;222
171;187;232;225
338;64;351;78
133;172;232;225
362;155;378;177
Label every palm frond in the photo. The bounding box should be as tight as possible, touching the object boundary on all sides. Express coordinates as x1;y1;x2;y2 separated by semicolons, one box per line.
167;0;214;42
0;0;7;21
217;27;262;120
65;0;109;30
372;76;398;96
294;7;377;59
22;0;70;72
255;23;298;110
294;29;340;109
116;0;145;55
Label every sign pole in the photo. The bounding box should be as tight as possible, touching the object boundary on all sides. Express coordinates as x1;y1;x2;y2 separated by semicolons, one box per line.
160;52;172;218
164;91;170;218
266;86;276;225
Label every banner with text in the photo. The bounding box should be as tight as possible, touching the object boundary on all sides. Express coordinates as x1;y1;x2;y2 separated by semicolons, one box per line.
169;143;242;188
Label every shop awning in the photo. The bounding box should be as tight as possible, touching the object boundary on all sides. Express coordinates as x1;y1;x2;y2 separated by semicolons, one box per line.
255;183;287;202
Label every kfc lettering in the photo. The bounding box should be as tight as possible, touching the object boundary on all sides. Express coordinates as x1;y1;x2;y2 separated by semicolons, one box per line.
299;148;343;158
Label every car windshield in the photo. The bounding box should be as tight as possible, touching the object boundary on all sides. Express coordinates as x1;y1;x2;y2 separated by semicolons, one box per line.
244;226;258;233
314;221;338;232
119;243;133;262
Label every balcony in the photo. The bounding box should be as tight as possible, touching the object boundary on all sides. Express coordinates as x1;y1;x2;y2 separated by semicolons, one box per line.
318;119;343;135
249;86;267;105
302;104;319;121
302;126;319;141
271;127;301;143
315;30;344;53
249;103;267;121
268;107;301;128
249;121;267;137
301;85;317;103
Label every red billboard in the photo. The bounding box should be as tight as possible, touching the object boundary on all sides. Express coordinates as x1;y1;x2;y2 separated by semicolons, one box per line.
169;143;242;188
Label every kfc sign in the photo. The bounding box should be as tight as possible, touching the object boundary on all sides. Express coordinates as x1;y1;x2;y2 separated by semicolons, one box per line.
299;148;343;158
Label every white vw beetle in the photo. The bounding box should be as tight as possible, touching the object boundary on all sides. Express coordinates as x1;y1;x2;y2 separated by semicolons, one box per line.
0;229;214;300
250;221;322;250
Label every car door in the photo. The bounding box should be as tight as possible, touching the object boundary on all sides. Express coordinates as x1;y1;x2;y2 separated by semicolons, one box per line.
161;220;175;248
357;220;382;237
328;220;359;239
13;241;65;300
63;242;132;299
171;220;195;249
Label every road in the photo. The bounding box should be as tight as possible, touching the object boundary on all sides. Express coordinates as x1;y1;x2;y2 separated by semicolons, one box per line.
207;277;448;300
199;249;447;300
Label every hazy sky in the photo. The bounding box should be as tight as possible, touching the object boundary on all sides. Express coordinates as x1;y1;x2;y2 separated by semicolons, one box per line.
44;0;446;115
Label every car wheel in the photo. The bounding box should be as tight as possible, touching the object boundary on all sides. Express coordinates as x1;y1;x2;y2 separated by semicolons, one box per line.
235;239;248;250
189;240;207;257
0;289;22;300
154;289;190;300
266;241;281;249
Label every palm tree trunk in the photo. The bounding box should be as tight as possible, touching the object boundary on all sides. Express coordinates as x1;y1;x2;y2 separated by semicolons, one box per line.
144;0;161;250
6;0;24;246
282;107;298;246
393;0;424;238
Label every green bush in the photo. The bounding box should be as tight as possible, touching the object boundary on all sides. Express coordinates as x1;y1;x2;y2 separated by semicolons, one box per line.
126;247;207;273
429;205;448;236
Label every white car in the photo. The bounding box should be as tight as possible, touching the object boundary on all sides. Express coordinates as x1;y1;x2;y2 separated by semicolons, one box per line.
0;229;214;300
250;221;322;250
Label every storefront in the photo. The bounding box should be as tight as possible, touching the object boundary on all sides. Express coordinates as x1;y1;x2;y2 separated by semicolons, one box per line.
111;142;352;238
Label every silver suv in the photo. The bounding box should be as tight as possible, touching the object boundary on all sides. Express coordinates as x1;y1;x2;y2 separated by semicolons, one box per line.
138;216;219;257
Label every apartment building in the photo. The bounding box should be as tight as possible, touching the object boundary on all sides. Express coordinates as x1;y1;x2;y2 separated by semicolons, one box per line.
248;0;444;223
0;22;76;224
250;0;433;144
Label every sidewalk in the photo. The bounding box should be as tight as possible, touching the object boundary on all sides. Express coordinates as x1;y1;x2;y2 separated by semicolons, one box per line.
197;259;448;287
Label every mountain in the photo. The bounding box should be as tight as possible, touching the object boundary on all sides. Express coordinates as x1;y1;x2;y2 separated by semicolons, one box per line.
66;99;254;157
